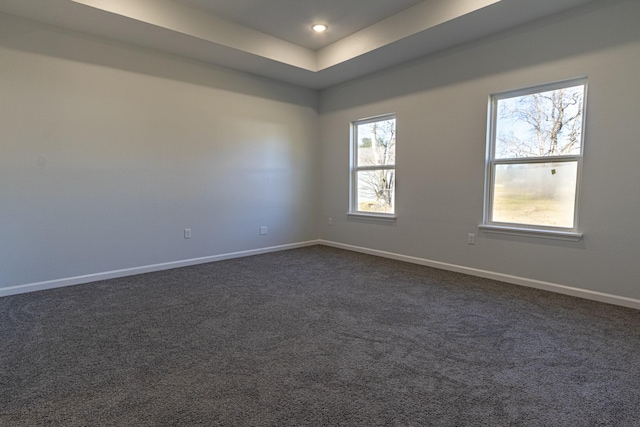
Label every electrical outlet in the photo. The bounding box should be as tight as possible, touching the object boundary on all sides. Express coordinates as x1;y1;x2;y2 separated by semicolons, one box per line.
468;233;476;245
260;226;268;235
328;217;333;226
184;228;191;239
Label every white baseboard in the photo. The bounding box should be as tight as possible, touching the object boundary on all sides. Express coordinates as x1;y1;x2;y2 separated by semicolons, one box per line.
319;240;640;311
4;239;639;311
0;240;321;298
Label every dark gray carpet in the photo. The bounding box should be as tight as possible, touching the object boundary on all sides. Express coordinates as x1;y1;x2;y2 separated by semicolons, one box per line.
1;246;639;426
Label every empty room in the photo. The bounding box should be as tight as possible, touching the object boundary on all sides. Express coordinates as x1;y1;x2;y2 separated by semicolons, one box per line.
1;0;639;425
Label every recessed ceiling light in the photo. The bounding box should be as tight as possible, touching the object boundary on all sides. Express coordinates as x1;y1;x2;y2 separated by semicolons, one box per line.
312;24;328;33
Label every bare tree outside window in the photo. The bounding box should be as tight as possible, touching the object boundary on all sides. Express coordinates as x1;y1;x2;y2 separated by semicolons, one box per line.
496;85;584;159
352;116;396;214
487;80;586;230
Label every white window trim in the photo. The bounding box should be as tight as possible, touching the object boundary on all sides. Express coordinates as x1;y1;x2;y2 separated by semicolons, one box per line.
482;77;588;240
349;114;397;221
346;212;397;222
478;224;583;241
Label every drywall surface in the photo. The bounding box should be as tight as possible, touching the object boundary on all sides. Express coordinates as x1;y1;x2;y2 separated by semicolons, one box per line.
319;1;640;300
0;13;319;289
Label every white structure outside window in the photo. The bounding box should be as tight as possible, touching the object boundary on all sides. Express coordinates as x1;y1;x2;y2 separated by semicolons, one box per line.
482;78;587;240
350;115;396;217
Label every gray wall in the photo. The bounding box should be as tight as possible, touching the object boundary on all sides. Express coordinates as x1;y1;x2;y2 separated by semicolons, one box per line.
319;1;640;300
0;14;319;289
2;1;639;303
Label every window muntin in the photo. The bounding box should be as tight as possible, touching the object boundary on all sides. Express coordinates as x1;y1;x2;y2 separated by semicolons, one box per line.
485;79;586;234
351;115;396;215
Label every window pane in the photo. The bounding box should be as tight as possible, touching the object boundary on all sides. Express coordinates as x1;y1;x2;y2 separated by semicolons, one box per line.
356;170;395;214
492;161;578;228
495;84;584;159
357;119;396;167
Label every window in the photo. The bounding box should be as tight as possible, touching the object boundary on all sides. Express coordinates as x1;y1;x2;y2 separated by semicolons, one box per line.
350;115;396;216
482;78;587;239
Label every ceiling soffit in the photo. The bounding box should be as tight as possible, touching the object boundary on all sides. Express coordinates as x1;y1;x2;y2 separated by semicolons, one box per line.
0;0;602;88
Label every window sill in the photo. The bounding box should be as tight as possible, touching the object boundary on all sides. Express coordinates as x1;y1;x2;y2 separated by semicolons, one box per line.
347;212;397;223
478;224;583;241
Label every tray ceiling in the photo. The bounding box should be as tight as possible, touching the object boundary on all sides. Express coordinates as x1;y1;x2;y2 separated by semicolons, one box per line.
0;0;601;89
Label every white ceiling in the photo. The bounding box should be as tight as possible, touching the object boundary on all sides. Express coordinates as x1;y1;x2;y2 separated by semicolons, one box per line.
175;0;426;50
0;0;601;89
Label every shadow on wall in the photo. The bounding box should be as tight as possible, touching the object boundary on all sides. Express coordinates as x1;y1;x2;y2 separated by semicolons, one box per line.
319;0;636;113
0;13;318;110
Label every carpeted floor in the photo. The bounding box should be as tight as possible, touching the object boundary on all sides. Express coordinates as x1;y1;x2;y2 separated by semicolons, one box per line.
1;245;639;426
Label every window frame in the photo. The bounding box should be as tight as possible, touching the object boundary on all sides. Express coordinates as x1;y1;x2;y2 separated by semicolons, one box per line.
349;113;397;220
481;78;588;241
